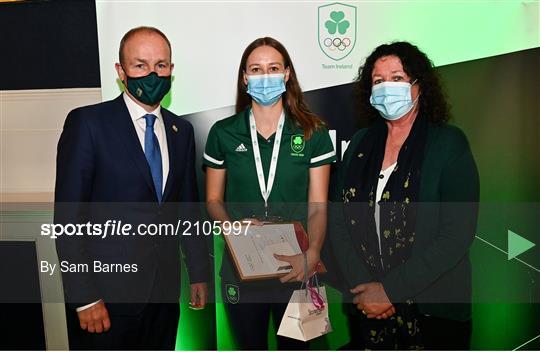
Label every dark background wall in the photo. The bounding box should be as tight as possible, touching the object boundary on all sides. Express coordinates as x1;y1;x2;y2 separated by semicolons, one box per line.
1;0;100;90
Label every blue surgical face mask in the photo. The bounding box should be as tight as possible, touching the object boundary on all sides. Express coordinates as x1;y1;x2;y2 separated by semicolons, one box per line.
369;80;419;121
246;73;286;106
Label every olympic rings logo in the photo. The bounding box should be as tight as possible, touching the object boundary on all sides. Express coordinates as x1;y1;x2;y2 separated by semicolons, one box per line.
323;37;351;51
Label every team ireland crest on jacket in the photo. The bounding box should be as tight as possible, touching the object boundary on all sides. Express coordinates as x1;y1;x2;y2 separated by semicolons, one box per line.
318;2;357;61
291;134;305;156
225;284;239;304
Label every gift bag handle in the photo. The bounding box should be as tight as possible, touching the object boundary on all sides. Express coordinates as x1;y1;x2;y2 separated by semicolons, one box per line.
300;252;321;292
299;252;325;309
300;252;309;297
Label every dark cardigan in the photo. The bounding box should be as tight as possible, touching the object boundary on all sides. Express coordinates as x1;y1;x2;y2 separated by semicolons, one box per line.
330;122;479;321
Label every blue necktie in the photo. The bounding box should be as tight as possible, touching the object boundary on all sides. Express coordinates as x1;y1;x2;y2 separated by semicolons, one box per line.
143;114;163;203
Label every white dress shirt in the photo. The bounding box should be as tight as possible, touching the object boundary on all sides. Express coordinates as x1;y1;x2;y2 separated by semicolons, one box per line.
76;93;170;312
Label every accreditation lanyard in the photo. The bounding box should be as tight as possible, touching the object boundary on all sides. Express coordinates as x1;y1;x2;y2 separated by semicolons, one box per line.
249;109;285;218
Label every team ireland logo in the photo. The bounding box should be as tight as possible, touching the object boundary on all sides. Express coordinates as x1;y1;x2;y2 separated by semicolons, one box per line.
225;284;239;304
291;134;305;154
318;2;357;61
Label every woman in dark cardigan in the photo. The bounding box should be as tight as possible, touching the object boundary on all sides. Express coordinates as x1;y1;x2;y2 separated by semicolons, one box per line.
330;42;479;350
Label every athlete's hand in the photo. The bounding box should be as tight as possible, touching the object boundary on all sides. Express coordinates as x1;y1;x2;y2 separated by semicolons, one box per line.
275;249;319;283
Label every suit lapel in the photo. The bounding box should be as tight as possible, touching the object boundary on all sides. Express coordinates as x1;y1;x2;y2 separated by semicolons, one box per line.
161;111;177;202
108;95;157;199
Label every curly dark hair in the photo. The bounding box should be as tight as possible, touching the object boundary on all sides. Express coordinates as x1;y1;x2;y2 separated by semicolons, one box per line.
354;41;450;124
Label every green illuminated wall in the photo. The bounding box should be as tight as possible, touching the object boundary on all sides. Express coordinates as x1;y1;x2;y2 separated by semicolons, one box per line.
441;47;540;350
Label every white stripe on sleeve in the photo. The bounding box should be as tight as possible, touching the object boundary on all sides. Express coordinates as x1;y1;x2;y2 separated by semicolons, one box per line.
204;152;224;166
310;150;336;164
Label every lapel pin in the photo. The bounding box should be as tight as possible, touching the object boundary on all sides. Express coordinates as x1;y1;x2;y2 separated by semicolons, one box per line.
172;125;178;132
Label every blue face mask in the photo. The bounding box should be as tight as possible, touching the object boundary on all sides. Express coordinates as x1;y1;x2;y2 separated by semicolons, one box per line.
369;80;419;121
246;73;286;106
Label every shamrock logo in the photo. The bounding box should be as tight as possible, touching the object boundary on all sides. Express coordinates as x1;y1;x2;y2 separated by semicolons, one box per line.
225;284;239;304
291;134;305;153
325;11;350;35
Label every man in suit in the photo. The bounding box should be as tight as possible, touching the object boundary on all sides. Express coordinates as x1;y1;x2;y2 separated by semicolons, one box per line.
54;26;209;350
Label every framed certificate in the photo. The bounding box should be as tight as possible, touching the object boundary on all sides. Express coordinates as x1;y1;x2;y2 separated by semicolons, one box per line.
223;221;326;281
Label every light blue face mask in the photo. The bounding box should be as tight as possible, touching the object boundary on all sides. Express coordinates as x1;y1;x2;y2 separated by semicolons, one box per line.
369;80;419;121
246;73;286;106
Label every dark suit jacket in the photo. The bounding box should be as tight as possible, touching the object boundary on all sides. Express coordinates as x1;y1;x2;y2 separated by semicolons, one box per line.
330;123;479;321
54;95;209;313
